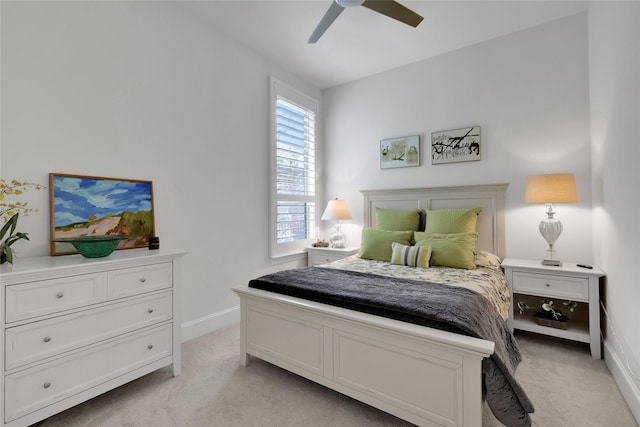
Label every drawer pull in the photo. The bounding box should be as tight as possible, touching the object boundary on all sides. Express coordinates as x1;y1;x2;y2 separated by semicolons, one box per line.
545;283;551;287
43;382;51;389
43;336;51;343
147;344;154;350
140;277;146;283
147;308;154;314
56;292;64;299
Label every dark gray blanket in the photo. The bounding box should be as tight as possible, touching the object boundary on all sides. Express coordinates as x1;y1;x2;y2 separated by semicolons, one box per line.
249;267;534;427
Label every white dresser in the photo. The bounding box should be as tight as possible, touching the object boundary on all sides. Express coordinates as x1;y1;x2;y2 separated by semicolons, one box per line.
0;248;186;427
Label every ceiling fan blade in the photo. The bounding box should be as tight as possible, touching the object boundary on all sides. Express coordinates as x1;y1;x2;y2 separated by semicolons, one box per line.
362;0;423;27
308;1;346;43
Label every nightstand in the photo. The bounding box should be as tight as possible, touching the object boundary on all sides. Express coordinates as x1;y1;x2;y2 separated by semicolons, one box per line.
305;246;359;266
501;258;605;359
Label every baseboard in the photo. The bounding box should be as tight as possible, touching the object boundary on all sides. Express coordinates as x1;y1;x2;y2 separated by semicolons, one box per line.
180;305;240;342
604;340;640;424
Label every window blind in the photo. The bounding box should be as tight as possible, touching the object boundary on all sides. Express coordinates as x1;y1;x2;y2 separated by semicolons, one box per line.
275;97;317;244
269;78;319;258
276;98;316;197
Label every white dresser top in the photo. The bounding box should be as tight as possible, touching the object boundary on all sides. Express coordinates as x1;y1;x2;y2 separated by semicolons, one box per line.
1;248;187;283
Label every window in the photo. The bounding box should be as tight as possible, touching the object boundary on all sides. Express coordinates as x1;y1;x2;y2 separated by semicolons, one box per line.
270;78;319;259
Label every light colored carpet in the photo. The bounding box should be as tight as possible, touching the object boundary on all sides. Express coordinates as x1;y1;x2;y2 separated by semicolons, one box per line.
38;324;637;427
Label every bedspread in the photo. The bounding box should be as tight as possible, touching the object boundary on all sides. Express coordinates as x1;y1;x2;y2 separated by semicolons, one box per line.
322;255;510;321
249;267;534;427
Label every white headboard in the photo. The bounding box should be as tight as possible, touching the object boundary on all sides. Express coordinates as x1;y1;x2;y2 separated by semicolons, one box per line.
361;184;508;258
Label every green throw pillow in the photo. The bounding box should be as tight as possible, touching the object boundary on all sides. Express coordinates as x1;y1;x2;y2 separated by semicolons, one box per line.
414;232;478;270
424;208;482;234
358;228;413;262
375;207;421;231
390;242;432;268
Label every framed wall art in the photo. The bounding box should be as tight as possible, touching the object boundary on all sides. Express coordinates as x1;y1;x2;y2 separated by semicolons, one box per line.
49;173;155;256
431;126;481;165
380;135;420;169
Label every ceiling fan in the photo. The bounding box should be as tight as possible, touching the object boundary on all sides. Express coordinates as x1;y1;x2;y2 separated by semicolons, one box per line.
308;0;424;43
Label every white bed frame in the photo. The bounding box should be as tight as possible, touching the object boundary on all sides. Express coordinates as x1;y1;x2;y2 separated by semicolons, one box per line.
233;184;508;427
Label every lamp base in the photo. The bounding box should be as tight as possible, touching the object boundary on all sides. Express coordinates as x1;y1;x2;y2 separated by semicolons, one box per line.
539;211;563;268
329;232;346;248
329;222;347;248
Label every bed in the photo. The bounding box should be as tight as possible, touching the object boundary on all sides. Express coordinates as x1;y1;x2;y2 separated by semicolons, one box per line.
233;184;533;427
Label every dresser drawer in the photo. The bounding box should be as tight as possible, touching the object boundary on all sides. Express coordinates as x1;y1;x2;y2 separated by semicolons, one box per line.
512;271;588;301
5;274;105;324
4;323;172;423
5;291;173;370
107;262;172;299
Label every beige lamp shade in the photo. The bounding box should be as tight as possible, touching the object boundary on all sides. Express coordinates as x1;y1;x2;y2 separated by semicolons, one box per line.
525;174;578;204
321;199;352;221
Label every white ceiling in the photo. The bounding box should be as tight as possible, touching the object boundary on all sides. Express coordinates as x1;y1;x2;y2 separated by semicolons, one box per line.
180;0;590;89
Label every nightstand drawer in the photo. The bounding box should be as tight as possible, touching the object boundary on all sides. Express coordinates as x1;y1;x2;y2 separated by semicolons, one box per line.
512;271;588;301
310;253;345;265
306;247;359;266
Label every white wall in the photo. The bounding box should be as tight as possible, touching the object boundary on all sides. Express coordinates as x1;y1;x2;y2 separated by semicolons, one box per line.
4;6;638;420
322;12;592;264
0;1;319;340
589;2;640;420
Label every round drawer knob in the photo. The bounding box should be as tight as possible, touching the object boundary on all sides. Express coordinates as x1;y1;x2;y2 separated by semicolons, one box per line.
147;344;154;350
140;277;147;283
56;292;64;299
43;336;51;343
43;382;51;389
545;283;551;287
147;308;154;314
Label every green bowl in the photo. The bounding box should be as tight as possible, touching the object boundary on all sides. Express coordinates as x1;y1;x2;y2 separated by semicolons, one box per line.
53;235;127;258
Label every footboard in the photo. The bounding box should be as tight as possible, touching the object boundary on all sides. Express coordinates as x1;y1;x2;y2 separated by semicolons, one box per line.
233;286;494;427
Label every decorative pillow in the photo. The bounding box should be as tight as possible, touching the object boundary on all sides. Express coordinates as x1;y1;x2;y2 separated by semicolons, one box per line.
375;207;421;231
414;232;478;270
424;207;482;234
358;228;413;262
390;242;432;268
474;250;502;270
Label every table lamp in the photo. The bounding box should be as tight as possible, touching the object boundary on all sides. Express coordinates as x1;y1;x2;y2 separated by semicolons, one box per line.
321;198;352;248
525;173;578;266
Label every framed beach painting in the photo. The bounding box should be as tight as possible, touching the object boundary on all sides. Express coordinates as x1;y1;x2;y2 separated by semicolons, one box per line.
431;126;481;165
380;135;420;169
49;173;155;256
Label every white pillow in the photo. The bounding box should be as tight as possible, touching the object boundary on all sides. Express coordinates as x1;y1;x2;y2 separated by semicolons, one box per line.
474;250;502;270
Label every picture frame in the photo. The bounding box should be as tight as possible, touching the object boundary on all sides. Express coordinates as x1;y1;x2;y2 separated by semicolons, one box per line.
380;135;420;169
431;126;481;165
49;173;155;256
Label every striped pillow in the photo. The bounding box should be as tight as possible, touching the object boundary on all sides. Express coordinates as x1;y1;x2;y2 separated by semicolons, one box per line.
390;242;432;268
